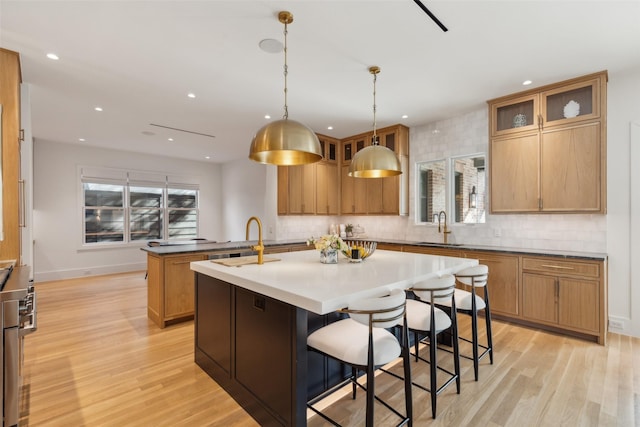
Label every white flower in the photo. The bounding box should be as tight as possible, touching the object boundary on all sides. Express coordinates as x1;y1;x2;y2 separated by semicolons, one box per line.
306;234;348;252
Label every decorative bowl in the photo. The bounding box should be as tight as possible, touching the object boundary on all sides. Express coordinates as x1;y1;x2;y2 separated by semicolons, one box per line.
341;241;377;261
512;113;527;128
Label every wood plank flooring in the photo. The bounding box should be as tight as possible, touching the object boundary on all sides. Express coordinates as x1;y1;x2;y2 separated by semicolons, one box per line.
20;271;640;426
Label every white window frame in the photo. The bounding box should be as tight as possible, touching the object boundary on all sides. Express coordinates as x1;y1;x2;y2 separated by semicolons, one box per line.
79;166;200;247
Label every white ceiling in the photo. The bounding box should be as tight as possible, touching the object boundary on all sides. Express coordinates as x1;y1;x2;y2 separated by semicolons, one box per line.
1;1;639;164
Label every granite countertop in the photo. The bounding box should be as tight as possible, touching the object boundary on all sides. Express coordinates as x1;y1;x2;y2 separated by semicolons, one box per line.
370;238;608;261
140;239;307;255
141;237;607;261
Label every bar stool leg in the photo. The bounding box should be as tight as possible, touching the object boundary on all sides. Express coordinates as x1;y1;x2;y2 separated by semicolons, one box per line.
485;287;494;365
429;318;438;418
402;319;413;426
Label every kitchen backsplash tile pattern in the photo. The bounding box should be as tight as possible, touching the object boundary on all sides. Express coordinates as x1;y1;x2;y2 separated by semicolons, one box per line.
276;108;606;254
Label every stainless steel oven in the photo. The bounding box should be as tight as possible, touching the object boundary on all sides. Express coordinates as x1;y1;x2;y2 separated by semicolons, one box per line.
1;263;36;427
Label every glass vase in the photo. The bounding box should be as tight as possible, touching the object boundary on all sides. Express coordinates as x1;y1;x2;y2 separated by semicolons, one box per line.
320;249;338;264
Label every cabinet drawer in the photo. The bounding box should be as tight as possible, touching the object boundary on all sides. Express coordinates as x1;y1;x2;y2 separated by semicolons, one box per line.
522;257;600;278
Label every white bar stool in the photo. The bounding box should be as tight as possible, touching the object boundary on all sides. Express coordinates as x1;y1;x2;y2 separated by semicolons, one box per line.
437;264;493;381
385;274;459;419
307;288;412;427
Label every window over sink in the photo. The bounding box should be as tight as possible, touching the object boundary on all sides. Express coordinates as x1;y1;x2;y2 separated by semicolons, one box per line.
416;154;486;225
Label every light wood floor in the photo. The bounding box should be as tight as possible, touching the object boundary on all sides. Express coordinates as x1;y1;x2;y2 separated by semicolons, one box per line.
20;271;639;426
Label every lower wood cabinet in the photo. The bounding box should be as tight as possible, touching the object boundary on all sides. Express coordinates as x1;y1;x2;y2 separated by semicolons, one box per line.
146;252;207;328
522;256;603;341
463;251;520;317
403;246;519;317
379;244;606;344
146;243;312;328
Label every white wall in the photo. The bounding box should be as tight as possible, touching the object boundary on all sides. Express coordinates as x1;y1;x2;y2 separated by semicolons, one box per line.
220;158;278;242
33;140;223;282
606;66;640;336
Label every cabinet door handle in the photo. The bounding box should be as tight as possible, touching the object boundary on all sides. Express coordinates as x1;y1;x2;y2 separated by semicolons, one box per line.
171;260;194;265
253;296;266;312
19;179;26;227
541;264;574;270
538;114;543;131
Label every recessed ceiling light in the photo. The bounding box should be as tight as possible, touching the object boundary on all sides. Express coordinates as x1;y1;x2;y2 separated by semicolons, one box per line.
402;115;408;119
78;138;86;142
523;80;532;86
46;53;59;60
187;93;196;98
327;126;333;130
94;106;103;112
432;129;440;134
264;115;271;119
168;138;174;142
258;39;284;54
205;156;211;160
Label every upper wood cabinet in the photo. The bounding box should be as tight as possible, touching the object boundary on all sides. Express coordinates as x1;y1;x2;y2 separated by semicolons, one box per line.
340;124;409;216
316;135;340;215
278;134;338;215
277;125;409;217
488;71;607;214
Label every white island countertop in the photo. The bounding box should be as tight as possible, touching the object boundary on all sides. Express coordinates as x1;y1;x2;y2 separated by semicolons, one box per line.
191;249;478;315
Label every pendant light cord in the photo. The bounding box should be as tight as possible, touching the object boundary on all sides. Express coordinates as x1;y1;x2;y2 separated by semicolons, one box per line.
283;20;289;120
372;69;378;146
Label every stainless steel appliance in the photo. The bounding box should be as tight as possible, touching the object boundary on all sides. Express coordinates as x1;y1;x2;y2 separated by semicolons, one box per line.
1;262;36;427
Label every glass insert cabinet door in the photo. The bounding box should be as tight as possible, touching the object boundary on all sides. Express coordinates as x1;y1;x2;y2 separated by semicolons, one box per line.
540;77;601;127
491;94;539;137
491;77;601;137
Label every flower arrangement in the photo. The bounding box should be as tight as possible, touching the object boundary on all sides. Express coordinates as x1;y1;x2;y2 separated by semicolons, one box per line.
306;234;348;252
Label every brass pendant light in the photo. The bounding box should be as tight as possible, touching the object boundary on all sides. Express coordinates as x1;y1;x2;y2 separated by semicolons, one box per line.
348;66;402;178
249;11;322;166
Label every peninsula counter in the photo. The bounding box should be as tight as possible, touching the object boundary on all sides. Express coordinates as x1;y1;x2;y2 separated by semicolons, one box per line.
191;250;477;426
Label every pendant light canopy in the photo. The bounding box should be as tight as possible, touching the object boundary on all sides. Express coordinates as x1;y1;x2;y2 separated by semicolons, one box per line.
249;11;322;166
348;66;402;178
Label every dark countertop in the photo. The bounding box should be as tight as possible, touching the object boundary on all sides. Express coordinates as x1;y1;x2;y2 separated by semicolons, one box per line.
372;239;607;261
140;239;308;256
141;237;607;261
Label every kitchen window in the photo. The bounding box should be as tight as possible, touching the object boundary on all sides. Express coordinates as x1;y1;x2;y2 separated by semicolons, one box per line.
83;183;125;243
80;167;199;245
415;154;486;225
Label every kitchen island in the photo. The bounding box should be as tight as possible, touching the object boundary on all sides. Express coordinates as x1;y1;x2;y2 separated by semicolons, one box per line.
190;249;477;426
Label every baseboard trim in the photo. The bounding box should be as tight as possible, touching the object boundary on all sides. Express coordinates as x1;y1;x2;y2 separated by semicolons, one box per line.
34;262;146;283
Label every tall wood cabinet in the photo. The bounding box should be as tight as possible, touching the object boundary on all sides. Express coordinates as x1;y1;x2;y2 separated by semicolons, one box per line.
316;135;340;215
340;135;368;214
488;71;607;213
277;134;339;215
340;124;409;215
0;49;22;261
